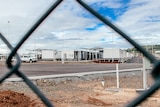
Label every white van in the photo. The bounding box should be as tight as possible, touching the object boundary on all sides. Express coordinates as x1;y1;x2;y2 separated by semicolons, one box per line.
20;55;37;63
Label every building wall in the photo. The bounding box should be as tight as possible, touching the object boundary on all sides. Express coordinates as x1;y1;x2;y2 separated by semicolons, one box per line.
102;48;133;62
63;50;74;60
42;50;54;60
55;51;61;59
103;48;120;58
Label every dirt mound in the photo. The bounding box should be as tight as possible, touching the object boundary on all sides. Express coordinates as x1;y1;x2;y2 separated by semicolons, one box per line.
88;96;112;106
0;90;37;107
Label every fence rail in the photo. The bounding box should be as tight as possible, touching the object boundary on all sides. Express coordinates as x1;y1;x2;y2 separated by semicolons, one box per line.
0;0;159;107
5;67;142;82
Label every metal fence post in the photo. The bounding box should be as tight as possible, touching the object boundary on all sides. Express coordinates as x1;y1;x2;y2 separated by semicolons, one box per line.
116;64;119;88
143;57;149;89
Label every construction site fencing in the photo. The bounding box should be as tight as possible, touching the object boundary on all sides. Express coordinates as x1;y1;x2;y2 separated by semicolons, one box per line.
0;0;159;107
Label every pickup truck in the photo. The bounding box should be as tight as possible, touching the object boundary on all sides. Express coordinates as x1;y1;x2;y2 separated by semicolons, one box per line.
20;55;37;63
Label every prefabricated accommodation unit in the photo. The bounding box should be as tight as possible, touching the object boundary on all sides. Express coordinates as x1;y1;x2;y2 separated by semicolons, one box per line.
42;49;89;61
102;48;128;63
74;50;100;61
41;50;61;61
63;50;99;61
62;50;88;61
62;50;74;61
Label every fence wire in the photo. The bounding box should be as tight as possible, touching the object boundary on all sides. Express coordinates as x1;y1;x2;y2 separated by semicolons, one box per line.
0;0;159;107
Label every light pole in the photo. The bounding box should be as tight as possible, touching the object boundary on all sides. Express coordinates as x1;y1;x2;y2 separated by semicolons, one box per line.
8;21;10;37
77;32;79;61
61;32;64;64
7;21;10;59
111;30;114;63
152;45;154;55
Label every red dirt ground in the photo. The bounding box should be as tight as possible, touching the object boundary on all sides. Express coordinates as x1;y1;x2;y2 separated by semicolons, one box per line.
0;71;159;107
0;90;37;107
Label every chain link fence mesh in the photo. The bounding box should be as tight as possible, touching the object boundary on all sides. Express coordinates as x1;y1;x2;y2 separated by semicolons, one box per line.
0;0;159;106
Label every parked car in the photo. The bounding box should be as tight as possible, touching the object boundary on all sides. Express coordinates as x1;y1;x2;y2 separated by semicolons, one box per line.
20;55;37;63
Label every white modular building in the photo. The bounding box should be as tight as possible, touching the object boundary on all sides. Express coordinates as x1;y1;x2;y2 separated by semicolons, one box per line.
42;50;54;60
102;48;130;63
62;50;74;61
40;48;133;63
41;50;61;61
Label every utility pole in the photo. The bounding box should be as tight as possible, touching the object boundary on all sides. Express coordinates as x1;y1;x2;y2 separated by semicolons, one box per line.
62;32;64;64
152;45;154;55
7;21;10;59
111;30;114;62
8;21;10;38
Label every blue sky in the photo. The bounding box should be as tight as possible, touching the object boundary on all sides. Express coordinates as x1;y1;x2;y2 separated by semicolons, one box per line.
0;0;160;54
87;0;130;21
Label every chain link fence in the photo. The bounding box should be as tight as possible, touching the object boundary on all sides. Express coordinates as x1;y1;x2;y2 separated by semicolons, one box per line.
0;0;159;106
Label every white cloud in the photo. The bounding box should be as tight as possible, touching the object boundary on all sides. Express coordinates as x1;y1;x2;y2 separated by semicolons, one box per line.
84;0;123;8
0;0;159;54
114;0;160;46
